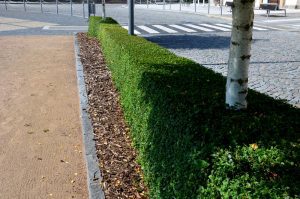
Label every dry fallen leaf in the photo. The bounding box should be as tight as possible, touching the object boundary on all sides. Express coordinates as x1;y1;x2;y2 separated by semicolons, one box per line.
43;129;49;133
250;143;258;150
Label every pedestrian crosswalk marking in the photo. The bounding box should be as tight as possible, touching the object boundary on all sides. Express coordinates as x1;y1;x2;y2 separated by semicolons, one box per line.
226;23;283;31
169;25;197;33
122;26;141;34
152;25;178;33
183;24;214;32
200;24;231;31
252;26;268;31
218;23;268;31
138;25;160;34
215;23;232;29
120;23;275;35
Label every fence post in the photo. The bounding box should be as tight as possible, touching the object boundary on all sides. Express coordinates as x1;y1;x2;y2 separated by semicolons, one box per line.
56;0;58;14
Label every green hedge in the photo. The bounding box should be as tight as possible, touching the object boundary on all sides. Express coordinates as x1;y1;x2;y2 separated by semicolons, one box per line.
88;17;300;199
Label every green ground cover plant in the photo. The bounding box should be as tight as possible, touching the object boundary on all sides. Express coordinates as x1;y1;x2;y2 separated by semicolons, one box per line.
88;16;300;199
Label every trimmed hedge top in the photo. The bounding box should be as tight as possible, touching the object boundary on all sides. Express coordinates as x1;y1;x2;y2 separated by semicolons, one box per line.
88;16;300;199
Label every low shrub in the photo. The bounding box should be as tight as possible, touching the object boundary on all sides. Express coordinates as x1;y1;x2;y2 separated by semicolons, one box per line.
88;16;300;199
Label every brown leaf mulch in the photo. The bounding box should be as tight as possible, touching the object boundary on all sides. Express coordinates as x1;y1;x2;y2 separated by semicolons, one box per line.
77;33;148;199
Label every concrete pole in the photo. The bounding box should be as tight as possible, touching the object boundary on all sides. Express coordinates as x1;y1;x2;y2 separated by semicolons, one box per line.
71;0;73;16
56;0;58;14
128;0;134;35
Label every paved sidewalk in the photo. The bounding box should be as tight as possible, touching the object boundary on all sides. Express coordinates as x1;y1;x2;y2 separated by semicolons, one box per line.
0;36;88;198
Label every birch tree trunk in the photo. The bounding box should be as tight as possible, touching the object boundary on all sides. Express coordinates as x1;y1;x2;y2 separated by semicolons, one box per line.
102;0;106;19
226;0;255;110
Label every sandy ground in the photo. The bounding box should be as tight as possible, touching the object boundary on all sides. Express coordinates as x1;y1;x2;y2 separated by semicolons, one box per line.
0;36;88;199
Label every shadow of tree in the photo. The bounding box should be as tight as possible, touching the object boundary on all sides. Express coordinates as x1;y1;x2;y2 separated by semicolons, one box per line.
145;34;270;50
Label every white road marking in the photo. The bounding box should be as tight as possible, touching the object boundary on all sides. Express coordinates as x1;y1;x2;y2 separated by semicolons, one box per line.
215;23;232;29
218;23;267;30
263;18;300;23
253;24;284;31
138;25;159;34
199;23;231;31
183;24;214;32
122;26;141;34
169;24;197;33
253;26;268;31
43;26;88;30
152;25;178;33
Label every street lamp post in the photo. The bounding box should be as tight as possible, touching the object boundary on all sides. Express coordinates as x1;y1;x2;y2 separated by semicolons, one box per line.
128;0;134;35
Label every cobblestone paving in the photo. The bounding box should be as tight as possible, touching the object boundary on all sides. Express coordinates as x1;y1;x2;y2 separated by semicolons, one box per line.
146;30;300;107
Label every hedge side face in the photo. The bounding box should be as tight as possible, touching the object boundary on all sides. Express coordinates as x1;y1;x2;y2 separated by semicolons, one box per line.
87;17;300;199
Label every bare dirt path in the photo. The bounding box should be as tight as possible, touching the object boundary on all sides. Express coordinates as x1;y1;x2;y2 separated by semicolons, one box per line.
0;36;88;199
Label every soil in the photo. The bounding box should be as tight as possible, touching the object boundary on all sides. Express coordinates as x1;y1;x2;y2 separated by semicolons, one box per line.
0;36;88;198
77;33;149;199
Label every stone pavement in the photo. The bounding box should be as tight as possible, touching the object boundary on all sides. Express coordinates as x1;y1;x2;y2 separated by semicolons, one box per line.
0;36;88;198
146;30;300;108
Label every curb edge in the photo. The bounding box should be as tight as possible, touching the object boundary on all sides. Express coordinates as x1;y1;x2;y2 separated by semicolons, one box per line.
73;33;105;199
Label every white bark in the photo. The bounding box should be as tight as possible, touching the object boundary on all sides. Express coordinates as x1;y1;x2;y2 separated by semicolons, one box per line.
102;0;106;19
226;0;255;110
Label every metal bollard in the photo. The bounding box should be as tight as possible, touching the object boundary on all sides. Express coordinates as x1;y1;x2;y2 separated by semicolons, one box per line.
128;0;134;35
208;0;210;14
194;0;196;12
71;0;73;16
179;0;181;11
163;0;165;9
220;0;223;15
40;0;43;13
82;0;85;18
5;0;7;10
56;0;58;14
23;0;26;12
